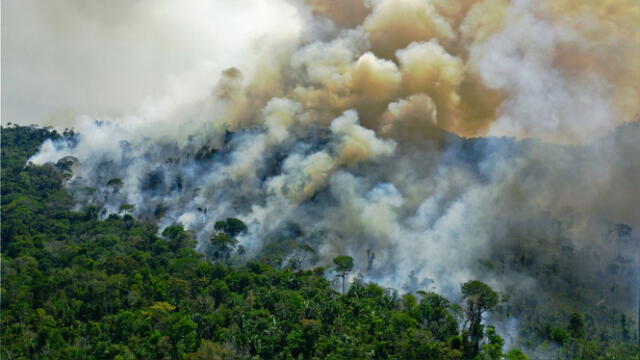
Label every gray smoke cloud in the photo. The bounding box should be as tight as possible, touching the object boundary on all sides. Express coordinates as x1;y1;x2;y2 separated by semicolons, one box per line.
19;0;640;348
2;0;301;127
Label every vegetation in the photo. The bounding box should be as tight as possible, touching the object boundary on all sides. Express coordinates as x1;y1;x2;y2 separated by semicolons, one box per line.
461;280;499;357
332;255;354;295
1;125;638;359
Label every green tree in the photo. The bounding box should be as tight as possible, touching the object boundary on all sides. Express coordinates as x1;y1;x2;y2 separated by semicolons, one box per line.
214;218;247;237
504;349;530;360
332;255;353;294
162;225;193;251
209;218;247;262
210;233;238;261
461;280;499;357
481;325;504;359
568;312;585;339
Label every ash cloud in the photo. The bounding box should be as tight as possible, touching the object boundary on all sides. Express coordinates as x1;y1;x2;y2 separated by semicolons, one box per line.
23;0;640;330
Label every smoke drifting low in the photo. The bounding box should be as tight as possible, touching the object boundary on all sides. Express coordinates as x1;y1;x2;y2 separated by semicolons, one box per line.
28;0;639;317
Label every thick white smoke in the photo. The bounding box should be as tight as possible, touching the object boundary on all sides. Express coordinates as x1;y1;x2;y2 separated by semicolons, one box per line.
20;0;640;330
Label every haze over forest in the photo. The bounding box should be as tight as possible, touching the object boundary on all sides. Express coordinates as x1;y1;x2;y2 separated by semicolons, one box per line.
2;0;639;359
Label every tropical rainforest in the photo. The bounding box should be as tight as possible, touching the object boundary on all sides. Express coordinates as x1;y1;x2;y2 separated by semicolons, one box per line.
2;125;637;359
3;0;640;359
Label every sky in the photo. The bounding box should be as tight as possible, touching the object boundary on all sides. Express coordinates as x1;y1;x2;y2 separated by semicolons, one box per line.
1;0;300;127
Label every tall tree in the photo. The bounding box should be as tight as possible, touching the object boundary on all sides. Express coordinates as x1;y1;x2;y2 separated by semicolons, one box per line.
333;255;354;294
214;218;247;237
210;233;238;261
461;280;499;357
209;218;247;261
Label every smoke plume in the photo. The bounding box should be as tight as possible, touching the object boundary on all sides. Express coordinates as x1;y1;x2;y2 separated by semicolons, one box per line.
23;0;640;339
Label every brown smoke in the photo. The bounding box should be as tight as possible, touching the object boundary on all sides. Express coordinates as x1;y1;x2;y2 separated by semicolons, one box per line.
305;0;371;28
219;0;639;145
25;0;640;312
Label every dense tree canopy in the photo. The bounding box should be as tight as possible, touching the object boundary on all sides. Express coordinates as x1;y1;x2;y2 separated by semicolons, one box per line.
1;125;637;359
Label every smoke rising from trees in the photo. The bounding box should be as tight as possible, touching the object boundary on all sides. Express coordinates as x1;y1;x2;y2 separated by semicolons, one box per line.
21;0;639;338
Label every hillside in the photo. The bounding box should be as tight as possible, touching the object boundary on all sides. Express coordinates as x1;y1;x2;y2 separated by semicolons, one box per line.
1;125;530;360
2;125;638;359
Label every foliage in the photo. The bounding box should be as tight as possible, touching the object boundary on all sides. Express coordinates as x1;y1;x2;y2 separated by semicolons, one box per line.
461;280;499;357
503;349;530;360
214;218;247;238
461;280;499;315
332;255;354;295
209;218;247;262
1;125;635;359
332;256;354;273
